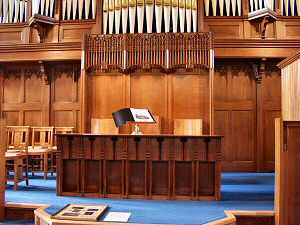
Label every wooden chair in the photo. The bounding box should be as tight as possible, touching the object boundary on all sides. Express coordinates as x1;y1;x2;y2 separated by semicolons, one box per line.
5;126;30;190
53;127;74;147
174;119;203;135
91;118;119;134
28;126;54;180
130;115;161;134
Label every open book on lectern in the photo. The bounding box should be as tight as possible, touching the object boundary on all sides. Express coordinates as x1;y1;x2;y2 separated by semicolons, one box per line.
112;108;156;127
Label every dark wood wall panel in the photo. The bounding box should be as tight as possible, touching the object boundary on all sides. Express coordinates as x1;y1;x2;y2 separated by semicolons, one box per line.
1;111;19;125
0;25;23;44
265;110;281;170
51;64;81;131
256;64;282;171
171;70;209;134
87;74;124;132
231;110;255;166
1;66;50;126
214;60;281;172
24;111;43;126
214;62;256;171
130;74;167;132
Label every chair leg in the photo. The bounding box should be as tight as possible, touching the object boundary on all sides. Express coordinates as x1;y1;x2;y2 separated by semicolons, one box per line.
14;158;18;191
50;152;54;176
43;153;48;180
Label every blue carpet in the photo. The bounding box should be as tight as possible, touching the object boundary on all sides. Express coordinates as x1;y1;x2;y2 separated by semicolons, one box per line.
3;172;274;225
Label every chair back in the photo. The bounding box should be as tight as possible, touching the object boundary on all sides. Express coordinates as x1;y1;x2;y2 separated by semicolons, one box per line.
174;119;203;135
53;127;74;146
31;127;54;149
91;118;119;134
6;126;30;153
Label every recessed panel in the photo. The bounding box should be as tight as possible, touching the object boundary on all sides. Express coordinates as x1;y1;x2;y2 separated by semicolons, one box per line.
232;111;254;161
3;77;21;103
24;110;42;126
130;74;166;121
89;74;124;118
25;74;43;103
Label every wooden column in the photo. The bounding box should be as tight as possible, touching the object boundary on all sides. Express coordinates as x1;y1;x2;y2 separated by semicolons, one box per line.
275;51;300;225
0;118;6;220
277;51;300;121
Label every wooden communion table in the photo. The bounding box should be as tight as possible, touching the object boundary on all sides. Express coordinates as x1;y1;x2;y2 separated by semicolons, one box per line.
56;134;222;200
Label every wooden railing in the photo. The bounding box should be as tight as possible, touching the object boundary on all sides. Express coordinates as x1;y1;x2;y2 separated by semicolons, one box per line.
82;32;214;74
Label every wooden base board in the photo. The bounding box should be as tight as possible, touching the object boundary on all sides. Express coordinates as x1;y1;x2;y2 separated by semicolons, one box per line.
4;203;275;225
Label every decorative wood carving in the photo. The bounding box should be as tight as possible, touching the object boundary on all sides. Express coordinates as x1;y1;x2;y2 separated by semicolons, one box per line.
28;14;56;43
265;64;281;77
82;32;213;74
24;69;42;81
53;66;81;82
250;60;263;83
232;65;252;78
248;8;278;39
215;65;227;78
3;70;21;81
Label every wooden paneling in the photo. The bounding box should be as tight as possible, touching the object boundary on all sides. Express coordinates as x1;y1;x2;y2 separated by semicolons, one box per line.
51;64;81;131
275;120;300;225
0;65;50;126
171;70;209;134
257;63;282;171
205;18;244;39
279;53;300;120
214;60;281;172
0;24;23;44
87;73;124;131
214;62;256;171
0;119;5;220
59;21;95;42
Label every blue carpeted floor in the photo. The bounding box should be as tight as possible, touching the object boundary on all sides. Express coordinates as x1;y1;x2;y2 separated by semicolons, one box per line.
3;172;275;225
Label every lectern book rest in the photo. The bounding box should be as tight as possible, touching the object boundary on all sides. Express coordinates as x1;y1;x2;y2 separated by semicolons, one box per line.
112;108;156;127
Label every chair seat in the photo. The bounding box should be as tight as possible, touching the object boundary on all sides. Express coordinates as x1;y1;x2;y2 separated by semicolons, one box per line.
5;151;26;157
28;148;52;154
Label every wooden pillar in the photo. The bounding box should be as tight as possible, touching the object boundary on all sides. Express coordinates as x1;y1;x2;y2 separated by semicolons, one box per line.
275;51;300;225
0;118;6;220
277;51;300;121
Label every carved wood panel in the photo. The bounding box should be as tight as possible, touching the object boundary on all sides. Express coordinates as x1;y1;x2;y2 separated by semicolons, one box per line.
214;60;281;172
0;65;50;126
50;64;81;132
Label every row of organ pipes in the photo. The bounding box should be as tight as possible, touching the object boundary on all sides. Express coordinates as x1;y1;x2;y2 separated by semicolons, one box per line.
0;0;300;24
103;0;198;34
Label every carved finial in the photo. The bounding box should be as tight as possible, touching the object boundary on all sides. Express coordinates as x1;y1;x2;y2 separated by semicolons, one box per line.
39;61;50;85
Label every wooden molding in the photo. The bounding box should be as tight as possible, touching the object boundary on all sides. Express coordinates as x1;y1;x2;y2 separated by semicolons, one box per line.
277;50;300;69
